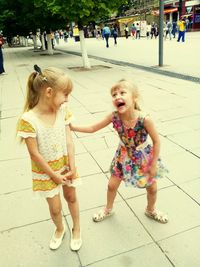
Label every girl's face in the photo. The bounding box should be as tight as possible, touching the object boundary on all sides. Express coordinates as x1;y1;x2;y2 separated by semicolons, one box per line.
111;87;135;113
52;90;69;109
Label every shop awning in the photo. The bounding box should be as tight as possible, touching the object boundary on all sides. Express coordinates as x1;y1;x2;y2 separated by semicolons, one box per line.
164;8;178;14
118;18;134;24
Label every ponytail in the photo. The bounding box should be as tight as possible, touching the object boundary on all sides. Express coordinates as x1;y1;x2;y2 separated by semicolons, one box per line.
23;72;40;111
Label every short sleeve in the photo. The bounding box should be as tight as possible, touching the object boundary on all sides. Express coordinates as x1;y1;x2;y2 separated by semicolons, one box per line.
64;108;74;125
17;118;36;138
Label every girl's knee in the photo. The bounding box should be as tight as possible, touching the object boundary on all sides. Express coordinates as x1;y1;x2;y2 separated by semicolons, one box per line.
64;191;76;204
50;205;62;217
108;178;120;192
146;182;157;195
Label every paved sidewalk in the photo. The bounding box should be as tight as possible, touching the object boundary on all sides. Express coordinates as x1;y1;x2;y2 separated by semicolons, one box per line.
0;45;200;267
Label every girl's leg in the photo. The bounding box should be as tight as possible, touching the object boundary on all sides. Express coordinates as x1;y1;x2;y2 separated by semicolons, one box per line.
46;194;64;238
93;176;121;222
106;175;121;210
146;181;157;213
63;186;80;239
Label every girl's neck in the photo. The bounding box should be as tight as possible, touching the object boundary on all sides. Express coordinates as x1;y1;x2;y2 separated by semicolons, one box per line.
33;100;56;115
119;109;139;121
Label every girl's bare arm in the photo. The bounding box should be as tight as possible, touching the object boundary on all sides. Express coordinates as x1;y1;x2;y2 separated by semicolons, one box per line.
65;125;76;179
70;113;112;133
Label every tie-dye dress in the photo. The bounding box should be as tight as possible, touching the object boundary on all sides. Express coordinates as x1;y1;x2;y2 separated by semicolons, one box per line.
110;111;168;188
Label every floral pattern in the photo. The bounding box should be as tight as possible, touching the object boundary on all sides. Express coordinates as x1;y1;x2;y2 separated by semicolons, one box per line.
110;112;168;188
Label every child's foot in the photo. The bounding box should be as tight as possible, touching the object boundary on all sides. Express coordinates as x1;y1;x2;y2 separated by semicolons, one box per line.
70;228;82;251
145;209;168;224
93;207;113;222
49;223;66;250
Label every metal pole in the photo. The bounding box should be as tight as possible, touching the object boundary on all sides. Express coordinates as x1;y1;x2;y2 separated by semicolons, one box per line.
159;0;164;66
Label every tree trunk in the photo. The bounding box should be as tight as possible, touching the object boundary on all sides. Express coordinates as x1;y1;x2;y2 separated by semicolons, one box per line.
79;30;91;69
47;34;54;55
41;34;46;51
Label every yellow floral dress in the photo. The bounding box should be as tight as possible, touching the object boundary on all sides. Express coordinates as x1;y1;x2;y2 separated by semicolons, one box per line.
17;104;80;198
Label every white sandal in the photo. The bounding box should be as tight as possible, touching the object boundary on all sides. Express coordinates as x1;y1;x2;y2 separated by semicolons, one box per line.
93;208;113;222
145;209;168;224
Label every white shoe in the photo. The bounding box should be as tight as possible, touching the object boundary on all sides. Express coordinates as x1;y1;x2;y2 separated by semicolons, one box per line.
49;223;66;250
70;229;82;251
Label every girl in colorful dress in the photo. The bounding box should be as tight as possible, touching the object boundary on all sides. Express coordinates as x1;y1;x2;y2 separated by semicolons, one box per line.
70;79;168;224
17;65;82;251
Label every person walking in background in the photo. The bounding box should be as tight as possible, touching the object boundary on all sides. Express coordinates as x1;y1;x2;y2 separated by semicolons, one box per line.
136;23;141;39
70;79;169;224
111;25;118;46
146;23;151;39
102;24;111;48
166;21;172;40
177;18;186;42
172;20;177;38
0;33;5;75
124;25;129;39
17;65;82;251
131;23;137;39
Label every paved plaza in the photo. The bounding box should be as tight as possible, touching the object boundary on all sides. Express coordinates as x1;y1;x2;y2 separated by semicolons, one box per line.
0;33;200;267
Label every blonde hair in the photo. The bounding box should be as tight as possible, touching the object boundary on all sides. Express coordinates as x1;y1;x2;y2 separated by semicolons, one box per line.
24;67;73;111
110;79;141;111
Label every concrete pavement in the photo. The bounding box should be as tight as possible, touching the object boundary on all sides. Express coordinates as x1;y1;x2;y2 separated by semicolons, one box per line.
0;36;200;267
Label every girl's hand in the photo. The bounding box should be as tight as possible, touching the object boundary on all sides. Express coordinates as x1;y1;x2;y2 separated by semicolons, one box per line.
52;174;67;185
64;170;76;181
148;163;157;178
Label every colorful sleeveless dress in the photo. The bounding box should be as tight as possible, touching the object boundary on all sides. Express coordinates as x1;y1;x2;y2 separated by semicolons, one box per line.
110;112;168;188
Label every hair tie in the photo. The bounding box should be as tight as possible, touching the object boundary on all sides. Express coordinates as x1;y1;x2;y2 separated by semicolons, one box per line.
33;64;47;81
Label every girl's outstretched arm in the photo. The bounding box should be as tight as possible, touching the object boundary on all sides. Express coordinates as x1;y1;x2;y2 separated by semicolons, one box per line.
70;113;112;133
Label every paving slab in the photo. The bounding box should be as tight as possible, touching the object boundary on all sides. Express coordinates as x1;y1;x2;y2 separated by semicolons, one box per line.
87;243;172;267
66;201;152;266
127;186;200;241
0;220;81;267
0;189;50;231
0;158;31;194
159;226;200;267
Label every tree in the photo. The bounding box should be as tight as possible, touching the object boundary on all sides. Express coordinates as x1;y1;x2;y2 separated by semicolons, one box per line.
37;0;128;68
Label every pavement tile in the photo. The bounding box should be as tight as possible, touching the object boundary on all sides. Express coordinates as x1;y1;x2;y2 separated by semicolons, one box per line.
0;158;31;194
158;226;200;267
0;189;50;231
127;186;200;241
163;151;200;184
66;201;152;266
0;220;80;267
87;243;172;267
75;152;102;177
91;147;117;172
179;178;200;205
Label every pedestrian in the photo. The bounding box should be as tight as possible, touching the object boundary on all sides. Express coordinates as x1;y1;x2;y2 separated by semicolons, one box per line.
102;24;111;48
17;65;82;251
124;25;129;39
70;79;169;224
177;18;186;42
111;25;118;45
136;23;141;39
172;21;177;38
131;23;137;39
0;33;5;75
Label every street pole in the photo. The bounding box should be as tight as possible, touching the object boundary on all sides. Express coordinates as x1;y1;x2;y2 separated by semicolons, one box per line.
159;0;164;67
